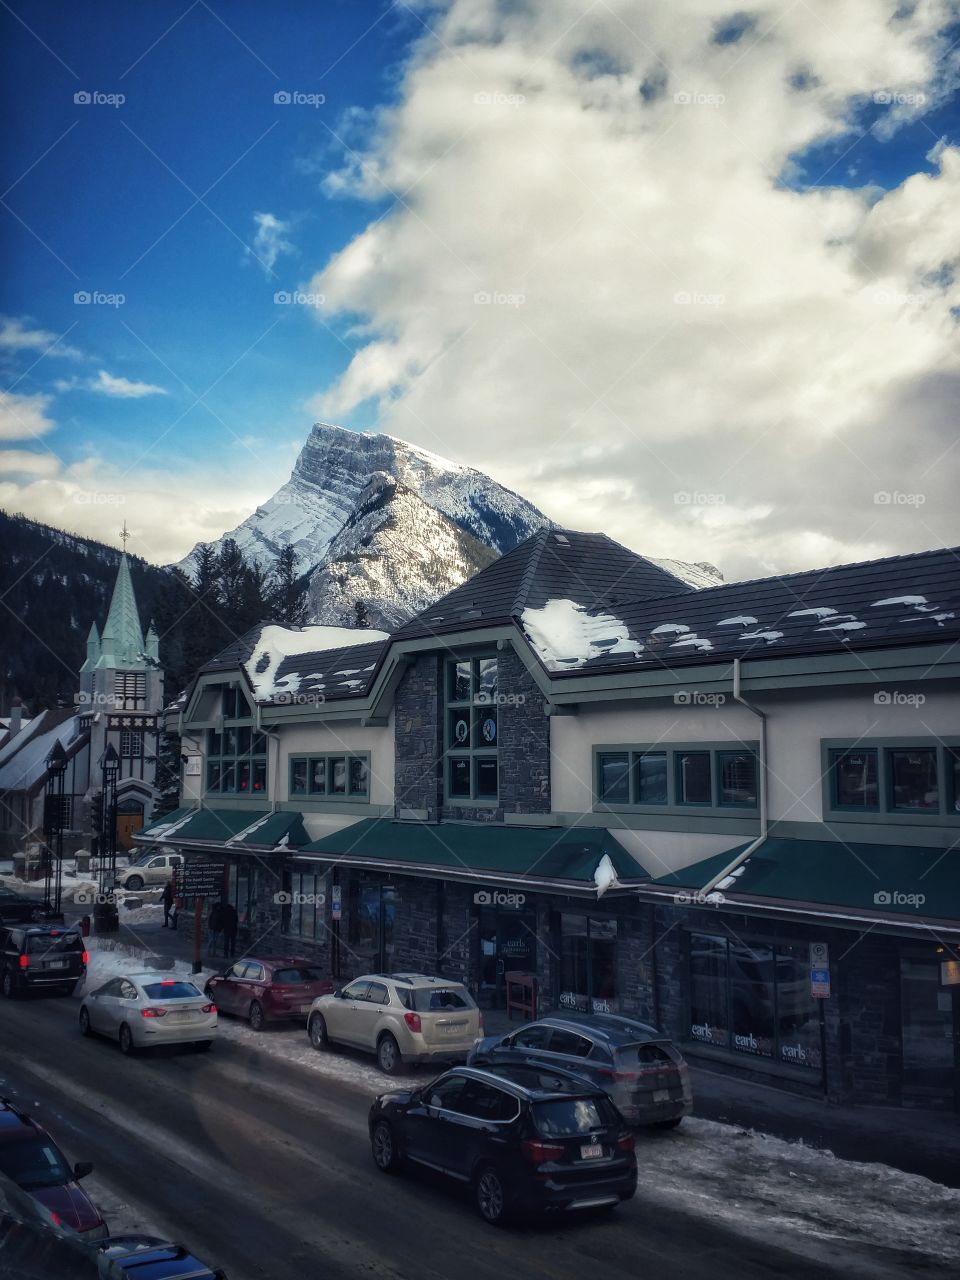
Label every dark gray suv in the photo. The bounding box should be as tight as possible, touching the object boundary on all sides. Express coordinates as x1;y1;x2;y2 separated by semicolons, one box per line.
469;1013;692;1127
0;926;87;998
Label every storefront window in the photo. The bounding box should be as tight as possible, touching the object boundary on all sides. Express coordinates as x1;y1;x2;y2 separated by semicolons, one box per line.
831;748;878;808
889;749;938;810
689;934;822;1071
901;953;956;1106
289;871;324;940
352;881;397;970
558;915;618;1013
951;749;960;813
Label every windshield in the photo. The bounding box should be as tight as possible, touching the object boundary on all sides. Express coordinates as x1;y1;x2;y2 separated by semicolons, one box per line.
26;933;82;954
532;1098;613;1137
406;986;475;1013
0;1138;72;1189
272;967;326;984
142;981;202;999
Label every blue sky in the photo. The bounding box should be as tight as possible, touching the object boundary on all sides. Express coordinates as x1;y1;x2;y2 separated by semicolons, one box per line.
2;1;959;573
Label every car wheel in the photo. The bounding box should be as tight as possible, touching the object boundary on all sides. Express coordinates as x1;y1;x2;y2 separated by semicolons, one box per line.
475;1165;509;1226
377;1033;402;1075
125;875;144;891
308;1013;329;1050
248;1001;265;1031
194;1041;213;1053
655;1117;683;1130
1;970;18;999
371;1120;402;1174
118;1024;135;1055
79;1007;92;1036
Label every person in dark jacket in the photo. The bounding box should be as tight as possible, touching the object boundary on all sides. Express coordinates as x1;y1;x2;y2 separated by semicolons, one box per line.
162;879;176;929
221;902;238;957
207;901;224;956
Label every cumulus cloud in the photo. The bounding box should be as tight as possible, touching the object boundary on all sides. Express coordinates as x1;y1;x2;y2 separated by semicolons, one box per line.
249;211;295;274
305;0;960;577
89;369;167;398
0;391;56;441
0;316;82;360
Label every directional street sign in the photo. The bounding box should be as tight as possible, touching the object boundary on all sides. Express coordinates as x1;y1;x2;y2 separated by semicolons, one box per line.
175;861;226;900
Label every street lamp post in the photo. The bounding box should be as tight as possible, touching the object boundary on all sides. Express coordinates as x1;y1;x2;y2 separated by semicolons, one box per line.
96;745;121;933
42;741;68;918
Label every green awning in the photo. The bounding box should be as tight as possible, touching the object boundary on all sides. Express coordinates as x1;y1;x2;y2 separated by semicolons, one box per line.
301;818;648;890
651;836;960;923
138;807;309;849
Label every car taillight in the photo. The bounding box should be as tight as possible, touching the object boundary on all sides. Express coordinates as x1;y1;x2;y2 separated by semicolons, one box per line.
596;1067;638;1082
81;951;89;966
617;1132;636;1153
18;955;29;970
403;1012;422;1033
202;1003;215;1014
140;1007;167;1018
521;1139;565;1165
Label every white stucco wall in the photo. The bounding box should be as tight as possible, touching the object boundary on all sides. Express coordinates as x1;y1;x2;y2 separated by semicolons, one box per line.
276;713;395;806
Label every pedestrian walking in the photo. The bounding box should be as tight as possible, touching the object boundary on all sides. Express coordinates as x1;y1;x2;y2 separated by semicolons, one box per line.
221;901;238;958
208;901;224;956
162;878;176;929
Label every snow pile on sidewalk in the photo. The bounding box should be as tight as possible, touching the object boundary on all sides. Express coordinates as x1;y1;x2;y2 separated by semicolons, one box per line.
642;1116;960;1262
76;936;217;992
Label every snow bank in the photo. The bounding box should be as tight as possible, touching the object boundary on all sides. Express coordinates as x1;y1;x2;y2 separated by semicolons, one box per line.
521;599;642;670
244;624;389;700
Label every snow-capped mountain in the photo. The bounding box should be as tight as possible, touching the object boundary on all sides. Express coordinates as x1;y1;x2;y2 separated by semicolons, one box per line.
179;421;722;627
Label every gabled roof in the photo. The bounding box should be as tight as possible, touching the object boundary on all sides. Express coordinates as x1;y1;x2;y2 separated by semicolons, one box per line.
0;711;86;795
393;528;693;641
527;543;960;676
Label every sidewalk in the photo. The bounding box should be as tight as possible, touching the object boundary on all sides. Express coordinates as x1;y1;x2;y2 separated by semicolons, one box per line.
75;914;960;1191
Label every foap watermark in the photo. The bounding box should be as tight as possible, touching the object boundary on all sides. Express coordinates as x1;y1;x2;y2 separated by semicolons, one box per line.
274;890;326;906
75;890;116;906
873;690;925;707
874;889;925;909
74;90;125;108
674;490;725;506
869;288;923;308
274;90;326;108
475;691;526;706
473;90;526;107
473;890;526;906
72;492;125;507
674;690;726;707
474;290;525;308
673;90;725;107
874;490;925;507
874;90;926;107
673;890;725;907
271;691;327;707
674;290;725;307
77;690;127;708
74;290;125;308
274;290;324;306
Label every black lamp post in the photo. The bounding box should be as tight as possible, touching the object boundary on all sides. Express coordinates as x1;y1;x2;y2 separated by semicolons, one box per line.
42;741;68;917
98;745;120;898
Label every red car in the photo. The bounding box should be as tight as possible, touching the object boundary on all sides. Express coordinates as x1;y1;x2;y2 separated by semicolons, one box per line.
0;1098;107;1238
205;956;334;1030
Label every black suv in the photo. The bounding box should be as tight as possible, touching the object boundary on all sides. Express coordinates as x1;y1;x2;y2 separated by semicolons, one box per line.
0;889;46;925
469;1013;692;1127
0;925;87;998
369;1063;637;1224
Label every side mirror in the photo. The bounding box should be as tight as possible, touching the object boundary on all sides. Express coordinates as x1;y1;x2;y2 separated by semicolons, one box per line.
501;1034;515;1047
73;1161;93;1180
333;987;343;999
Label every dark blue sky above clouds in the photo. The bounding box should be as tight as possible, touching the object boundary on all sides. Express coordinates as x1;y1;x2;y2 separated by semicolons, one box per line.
2;1;958;570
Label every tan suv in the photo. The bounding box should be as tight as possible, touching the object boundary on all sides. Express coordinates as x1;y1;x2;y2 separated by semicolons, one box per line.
115;851;182;892
307;973;483;1074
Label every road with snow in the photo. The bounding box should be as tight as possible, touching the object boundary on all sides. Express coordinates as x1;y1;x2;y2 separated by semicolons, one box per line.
2;991;957;1280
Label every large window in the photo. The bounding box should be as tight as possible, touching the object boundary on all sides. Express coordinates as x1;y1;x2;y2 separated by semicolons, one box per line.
289;754;369;800
119;728;143;758
596;744;758;812
825;741;960;821
349;880;398;970
287;871;325;940
446;656;498;802
207;726;267;795
688;933;822;1072
557;914;618;1013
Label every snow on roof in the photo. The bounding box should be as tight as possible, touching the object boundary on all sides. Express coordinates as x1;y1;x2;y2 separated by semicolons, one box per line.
0;715;81;793
521;598;643;671
872;595;927;607
244;624;389;701
717;616;757;627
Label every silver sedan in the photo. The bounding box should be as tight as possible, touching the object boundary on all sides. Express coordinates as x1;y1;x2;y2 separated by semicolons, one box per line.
79;973;217;1055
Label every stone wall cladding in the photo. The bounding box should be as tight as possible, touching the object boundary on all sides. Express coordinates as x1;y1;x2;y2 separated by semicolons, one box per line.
394;654;444;815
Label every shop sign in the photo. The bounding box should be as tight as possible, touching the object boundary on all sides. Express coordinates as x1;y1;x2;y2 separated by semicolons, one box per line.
810;968;831;998
940;959;960;986
331;884;342;922
184;756;201;776
560;991;613;1015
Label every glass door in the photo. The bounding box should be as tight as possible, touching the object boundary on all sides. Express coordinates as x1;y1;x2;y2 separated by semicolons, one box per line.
900;952;958;1110
476;905;537;1008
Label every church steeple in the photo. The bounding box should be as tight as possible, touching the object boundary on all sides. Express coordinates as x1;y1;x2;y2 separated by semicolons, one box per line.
100;553;145;666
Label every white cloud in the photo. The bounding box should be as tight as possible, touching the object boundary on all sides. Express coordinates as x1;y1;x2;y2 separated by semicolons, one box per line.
89;369;167;399
0;391;56;441
249;211;295;274
0;316;82;360
304;0;960;577
0;449;60;477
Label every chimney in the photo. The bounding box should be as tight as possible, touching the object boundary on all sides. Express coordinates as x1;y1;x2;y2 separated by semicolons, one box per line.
8;698;23;739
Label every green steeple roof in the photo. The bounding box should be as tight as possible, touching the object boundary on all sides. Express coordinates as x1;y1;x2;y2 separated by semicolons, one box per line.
100;553;145;666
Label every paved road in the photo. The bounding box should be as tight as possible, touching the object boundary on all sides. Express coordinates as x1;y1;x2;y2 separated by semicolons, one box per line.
0;993;950;1280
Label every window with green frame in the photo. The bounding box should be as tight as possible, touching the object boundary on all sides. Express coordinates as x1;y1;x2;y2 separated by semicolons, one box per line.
596;745;757;811
445;656;498;802
206;726;267;795
289;753;369;800
825;741;959;818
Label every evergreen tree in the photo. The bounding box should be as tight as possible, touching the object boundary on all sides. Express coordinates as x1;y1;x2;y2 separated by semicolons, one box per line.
269;544;308;626
152;730;184;818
